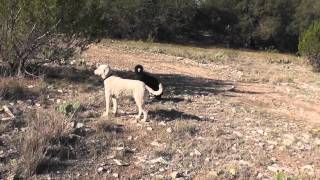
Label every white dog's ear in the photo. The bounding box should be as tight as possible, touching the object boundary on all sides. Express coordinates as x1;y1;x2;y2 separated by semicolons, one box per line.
94;66;101;76
103;65;110;76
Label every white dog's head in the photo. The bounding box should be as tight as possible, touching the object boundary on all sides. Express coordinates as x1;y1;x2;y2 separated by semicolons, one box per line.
94;64;110;79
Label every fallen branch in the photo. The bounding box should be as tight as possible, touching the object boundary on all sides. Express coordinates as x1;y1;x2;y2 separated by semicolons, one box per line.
3;105;15;119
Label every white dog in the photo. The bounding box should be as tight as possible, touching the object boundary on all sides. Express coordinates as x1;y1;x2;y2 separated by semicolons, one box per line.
94;64;163;122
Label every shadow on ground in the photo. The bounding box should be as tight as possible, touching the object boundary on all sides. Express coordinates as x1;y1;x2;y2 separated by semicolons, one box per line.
41;65;263;96
1;64;266;97
149;109;203;122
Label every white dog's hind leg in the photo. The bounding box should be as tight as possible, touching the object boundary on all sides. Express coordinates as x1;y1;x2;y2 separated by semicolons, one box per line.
134;95;143;120
135;105;142;120
142;109;148;122
112;98;118;115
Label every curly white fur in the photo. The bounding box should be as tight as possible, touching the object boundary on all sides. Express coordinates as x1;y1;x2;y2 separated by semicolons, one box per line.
94;64;162;121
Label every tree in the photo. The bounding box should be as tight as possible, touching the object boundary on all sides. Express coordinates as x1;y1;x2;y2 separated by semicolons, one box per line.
299;21;320;71
0;0;60;76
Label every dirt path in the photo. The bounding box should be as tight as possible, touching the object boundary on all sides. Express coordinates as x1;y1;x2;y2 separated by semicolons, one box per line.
83;43;320;126
2;42;320;179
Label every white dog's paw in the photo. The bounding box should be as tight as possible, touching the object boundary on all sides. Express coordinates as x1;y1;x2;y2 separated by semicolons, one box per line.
141;118;149;123
102;112;109;117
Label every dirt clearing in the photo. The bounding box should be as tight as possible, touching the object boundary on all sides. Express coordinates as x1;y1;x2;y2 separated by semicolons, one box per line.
1;40;320;179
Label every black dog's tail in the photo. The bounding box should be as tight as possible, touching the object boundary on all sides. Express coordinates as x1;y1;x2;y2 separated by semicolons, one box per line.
135;65;144;73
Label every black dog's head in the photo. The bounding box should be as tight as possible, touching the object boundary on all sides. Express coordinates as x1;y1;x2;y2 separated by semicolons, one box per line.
135;64;144;73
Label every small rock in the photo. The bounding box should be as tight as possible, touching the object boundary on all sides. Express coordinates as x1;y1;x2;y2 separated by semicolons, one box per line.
166;127;172;133
128;136;133;140
76;122;84;129
27;85;34;89
194;149;202;156
258;142;265;148
16;100;23;105
267;140;278;146
147;127;153;131
257;129;264;135
58;89;63;93
268;145;275;150
283;134;295;146
256;173;264;179
205;157;211;162
159;121;166;126
301;165;314;176
35;103;41;107
113;159;129;166
177;57;184;61
151;141;164;148
106;155;115;159
149;157;168;165
228;167;237;176
233;131;243;137
112;147;124;151
97;167;105;173
112;173;119;178
267;164;280;172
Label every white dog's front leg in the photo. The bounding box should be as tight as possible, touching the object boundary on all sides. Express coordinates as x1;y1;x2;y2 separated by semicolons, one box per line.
103;92;110;117
112;98;117;115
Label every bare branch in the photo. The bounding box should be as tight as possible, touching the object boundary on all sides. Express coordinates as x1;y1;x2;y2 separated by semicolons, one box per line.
36;19;61;40
13;7;22;24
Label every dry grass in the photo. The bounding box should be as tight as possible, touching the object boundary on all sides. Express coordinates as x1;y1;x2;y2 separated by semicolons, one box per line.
173;121;199;138
16;109;72;178
102;39;301;64
0;77;46;100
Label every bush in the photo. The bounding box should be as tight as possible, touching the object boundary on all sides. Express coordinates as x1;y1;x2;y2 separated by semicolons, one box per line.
17;109;72;178
0;77;46;100
299;21;320;71
56;101;81;116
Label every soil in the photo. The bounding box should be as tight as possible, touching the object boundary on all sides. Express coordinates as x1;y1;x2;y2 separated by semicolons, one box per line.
1;41;320;179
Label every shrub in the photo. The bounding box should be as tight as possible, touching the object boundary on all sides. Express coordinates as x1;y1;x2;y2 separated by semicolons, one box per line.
16;109;72;178
0;77;46;100
56;101;81;116
299;21;320;71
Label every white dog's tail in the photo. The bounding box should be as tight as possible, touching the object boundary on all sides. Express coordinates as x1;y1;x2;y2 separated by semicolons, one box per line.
145;83;163;96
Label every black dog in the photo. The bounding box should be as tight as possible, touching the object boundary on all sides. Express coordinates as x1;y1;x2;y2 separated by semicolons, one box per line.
134;65;163;100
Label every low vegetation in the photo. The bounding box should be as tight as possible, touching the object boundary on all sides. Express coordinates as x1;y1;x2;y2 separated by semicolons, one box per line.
0;77;46;100
16;109;72;178
299;21;320;71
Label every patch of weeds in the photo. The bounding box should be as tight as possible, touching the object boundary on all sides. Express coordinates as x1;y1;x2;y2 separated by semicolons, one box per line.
154;146;175;161
173;122;198;137
16;109;72;178
56;101;82;116
0;77;46;100
287;77;295;83
310;127;320;137
267;58;292;64
275;170;286;180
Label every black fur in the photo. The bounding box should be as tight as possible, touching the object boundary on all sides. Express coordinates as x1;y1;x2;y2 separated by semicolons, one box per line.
134;65;163;100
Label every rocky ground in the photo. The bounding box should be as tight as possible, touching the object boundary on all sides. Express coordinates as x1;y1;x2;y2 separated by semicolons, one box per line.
1;40;320;179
